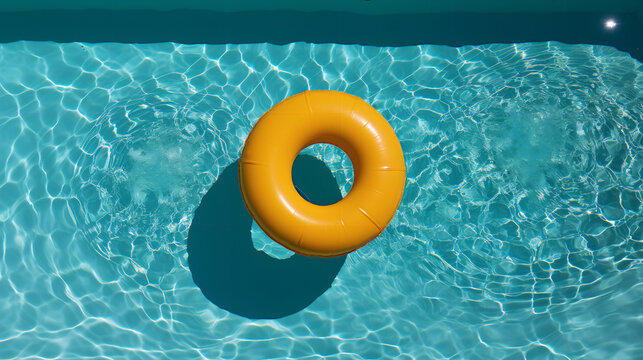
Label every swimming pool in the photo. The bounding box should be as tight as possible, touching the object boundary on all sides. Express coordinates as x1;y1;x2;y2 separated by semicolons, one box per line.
1;18;643;360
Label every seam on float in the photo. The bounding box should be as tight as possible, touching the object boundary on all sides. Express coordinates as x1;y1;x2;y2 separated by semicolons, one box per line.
358;207;382;232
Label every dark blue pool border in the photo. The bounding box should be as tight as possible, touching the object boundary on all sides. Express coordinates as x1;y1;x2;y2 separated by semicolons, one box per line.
0;10;641;61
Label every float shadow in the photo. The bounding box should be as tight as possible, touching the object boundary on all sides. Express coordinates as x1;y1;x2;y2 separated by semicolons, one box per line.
187;155;346;319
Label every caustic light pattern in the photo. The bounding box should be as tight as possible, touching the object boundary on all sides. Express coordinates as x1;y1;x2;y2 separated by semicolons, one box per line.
0;41;642;359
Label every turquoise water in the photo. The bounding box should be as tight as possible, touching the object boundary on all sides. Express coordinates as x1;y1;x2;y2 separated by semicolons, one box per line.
1;41;642;359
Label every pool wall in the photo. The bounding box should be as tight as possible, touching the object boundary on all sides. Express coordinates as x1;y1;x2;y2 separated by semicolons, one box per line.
1;0;643;14
0;10;642;62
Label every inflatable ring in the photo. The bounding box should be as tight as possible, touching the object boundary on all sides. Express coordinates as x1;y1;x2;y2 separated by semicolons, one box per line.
239;90;406;257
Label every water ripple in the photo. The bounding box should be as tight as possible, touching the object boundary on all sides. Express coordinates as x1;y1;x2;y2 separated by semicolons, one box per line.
0;41;642;359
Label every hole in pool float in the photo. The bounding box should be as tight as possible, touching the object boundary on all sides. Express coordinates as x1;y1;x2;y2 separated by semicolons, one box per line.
293;143;354;205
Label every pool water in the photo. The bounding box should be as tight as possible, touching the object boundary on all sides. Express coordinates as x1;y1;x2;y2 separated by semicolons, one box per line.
1;41;642;359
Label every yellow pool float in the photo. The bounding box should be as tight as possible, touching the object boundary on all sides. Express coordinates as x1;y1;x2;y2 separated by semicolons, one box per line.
239;90;406;257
